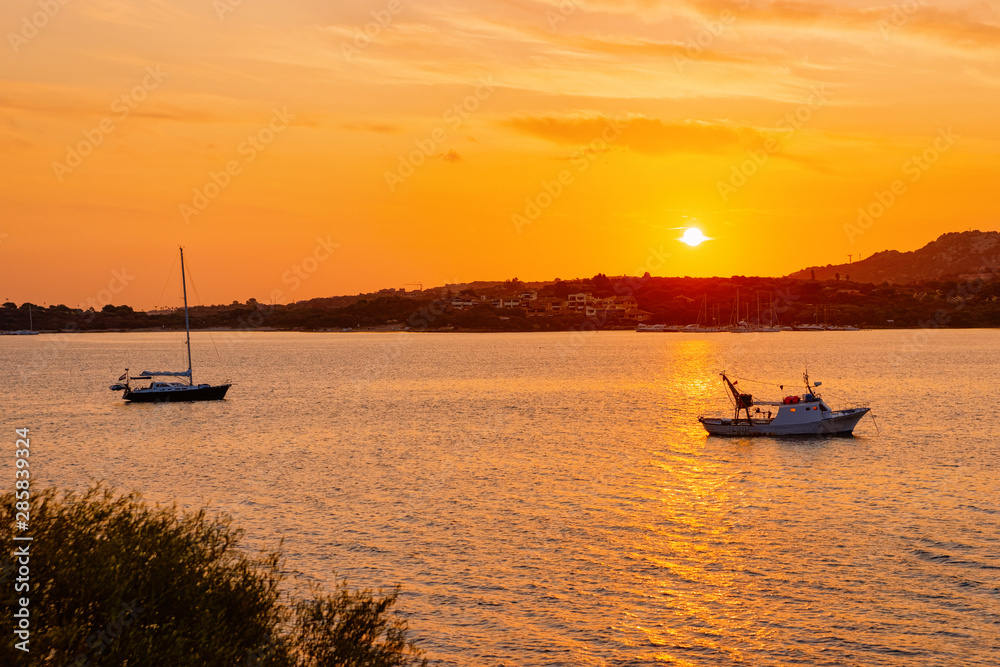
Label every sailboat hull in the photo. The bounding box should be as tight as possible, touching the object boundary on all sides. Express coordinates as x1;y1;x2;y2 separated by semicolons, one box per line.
124;384;231;403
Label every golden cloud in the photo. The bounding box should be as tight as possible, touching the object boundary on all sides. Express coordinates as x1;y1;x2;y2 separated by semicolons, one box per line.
504;113;769;155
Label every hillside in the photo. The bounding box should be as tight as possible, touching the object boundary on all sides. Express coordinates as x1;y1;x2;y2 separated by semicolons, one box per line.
8;271;1000;333
788;231;1000;283
10;230;1000;333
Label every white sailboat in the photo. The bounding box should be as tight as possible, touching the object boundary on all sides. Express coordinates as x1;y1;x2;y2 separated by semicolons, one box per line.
110;247;231;402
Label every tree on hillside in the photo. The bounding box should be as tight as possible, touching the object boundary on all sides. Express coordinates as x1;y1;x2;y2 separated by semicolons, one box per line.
592;273;611;289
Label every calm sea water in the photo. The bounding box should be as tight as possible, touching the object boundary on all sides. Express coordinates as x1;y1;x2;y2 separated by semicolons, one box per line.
2;330;998;666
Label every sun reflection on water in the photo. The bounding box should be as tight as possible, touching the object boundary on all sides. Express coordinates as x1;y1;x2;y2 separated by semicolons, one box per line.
8;331;998;666
613;335;780;663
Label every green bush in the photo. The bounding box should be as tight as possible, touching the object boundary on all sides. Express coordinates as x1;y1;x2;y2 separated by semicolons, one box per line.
0;486;427;667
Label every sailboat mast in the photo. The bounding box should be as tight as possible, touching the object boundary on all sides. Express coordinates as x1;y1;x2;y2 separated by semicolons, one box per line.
28;304;32;331
179;247;193;385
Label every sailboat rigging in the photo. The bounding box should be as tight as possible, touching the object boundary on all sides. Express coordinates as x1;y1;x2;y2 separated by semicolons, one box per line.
109;247;231;402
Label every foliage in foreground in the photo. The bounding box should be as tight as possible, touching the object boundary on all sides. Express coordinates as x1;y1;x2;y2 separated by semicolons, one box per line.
0;486;427;667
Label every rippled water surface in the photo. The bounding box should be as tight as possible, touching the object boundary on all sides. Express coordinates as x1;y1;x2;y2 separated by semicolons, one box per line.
3;330;999;665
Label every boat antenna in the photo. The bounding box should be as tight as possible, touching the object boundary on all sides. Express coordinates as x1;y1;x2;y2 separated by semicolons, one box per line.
179;246;193;386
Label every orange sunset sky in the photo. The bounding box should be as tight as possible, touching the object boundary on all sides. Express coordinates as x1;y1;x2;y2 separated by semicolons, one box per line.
1;0;998;309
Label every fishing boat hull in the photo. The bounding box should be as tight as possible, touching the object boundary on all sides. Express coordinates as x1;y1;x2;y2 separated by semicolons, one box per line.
699;407;869;437
123;384;231;403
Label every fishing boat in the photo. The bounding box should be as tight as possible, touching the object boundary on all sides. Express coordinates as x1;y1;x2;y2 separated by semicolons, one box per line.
698;371;869;436
109;248;231;403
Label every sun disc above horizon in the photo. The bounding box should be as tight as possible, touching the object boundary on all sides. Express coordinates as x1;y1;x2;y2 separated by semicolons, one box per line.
680;227;710;247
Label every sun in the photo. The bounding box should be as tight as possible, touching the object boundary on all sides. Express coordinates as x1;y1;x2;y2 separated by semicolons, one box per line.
680;227;709;247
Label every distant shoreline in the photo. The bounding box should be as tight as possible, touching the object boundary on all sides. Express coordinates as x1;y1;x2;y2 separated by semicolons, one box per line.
8;268;1000;333
6;325;998;335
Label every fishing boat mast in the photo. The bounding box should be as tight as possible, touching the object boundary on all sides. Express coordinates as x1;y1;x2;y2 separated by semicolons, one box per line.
179;246;193;386
721;372;754;425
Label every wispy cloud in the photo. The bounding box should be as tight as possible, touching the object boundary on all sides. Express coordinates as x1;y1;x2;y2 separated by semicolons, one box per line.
341;121;402;133
505;113;768;155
